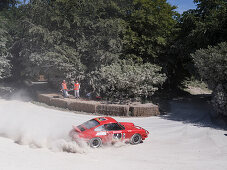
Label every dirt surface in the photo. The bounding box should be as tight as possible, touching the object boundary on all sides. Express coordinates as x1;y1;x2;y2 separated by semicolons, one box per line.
0;95;227;170
184;85;212;95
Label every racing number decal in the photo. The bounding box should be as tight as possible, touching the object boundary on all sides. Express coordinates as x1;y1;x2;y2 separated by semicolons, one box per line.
113;133;122;139
113;133;126;140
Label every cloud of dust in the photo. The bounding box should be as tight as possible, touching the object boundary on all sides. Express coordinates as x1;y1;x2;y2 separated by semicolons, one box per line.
0;97;89;153
0;89;129;153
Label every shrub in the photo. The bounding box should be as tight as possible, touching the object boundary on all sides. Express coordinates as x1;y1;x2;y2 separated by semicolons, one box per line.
90;60;166;100
192;42;227;115
0;15;11;79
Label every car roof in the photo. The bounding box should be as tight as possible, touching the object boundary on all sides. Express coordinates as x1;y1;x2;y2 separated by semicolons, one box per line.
94;117;118;125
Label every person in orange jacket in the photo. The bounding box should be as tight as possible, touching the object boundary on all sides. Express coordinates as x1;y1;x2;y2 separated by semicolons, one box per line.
74;81;80;98
61;80;69;98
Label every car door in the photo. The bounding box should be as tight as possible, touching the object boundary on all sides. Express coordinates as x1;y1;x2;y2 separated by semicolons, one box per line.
105;123;124;142
94;125;109;143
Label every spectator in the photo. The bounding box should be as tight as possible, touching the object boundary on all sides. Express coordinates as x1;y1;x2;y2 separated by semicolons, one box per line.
74;81;80;98
61;80;69;98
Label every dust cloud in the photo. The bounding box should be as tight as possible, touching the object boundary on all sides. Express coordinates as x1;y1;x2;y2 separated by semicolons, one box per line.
0;96;89;153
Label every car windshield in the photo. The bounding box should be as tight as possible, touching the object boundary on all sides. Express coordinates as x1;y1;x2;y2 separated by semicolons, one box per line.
82;119;100;130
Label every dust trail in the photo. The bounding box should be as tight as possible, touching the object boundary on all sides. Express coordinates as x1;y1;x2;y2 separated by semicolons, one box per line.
0;97;89;153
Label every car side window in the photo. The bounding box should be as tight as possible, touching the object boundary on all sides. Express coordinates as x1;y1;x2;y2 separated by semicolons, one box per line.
105;123;123;131
94;125;105;131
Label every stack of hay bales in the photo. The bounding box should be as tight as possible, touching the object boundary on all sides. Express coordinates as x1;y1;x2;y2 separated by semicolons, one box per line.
37;93;160;117
37;93;52;105
96;104;129;116
129;103;160;116
49;98;68;108
67;100;98;113
37;93;67;108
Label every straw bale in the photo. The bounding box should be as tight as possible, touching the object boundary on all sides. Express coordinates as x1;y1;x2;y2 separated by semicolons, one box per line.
67;101;97;113
37;94;51;105
49;98;68;108
130;103;160;116
96;104;129;116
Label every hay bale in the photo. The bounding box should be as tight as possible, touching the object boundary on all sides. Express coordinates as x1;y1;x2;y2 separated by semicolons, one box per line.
67;101;97;113
49;98;68;108
37;92;159;117
96;104;129;116
130;103;160;116
37;94;51;105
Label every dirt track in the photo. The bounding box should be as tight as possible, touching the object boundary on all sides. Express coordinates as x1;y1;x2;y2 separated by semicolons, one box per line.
0;96;227;170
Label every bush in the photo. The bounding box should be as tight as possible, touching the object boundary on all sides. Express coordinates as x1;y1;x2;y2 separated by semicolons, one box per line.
90;60;166;100
0;15;11;79
192;42;227;115
212;84;227;116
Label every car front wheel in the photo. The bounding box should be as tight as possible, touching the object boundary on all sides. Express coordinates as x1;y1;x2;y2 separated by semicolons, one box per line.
89;137;102;148
130;134;142;145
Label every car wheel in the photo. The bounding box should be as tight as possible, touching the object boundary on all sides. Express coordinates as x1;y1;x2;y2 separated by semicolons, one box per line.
89;137;102;148
130;134;142;145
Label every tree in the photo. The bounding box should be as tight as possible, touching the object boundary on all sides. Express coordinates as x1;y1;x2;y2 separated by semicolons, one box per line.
181;0;227;50
90;60;166;100
122;0;178;63
9;0;124;86
9;0;85;84
5;0;167;100
192;42;227;116
0;15;11;79
168;0;227;85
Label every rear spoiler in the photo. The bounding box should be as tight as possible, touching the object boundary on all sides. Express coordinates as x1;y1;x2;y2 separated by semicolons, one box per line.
72;125;81;133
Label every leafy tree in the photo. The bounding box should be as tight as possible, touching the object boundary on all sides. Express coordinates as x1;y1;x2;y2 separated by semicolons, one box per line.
90;60;166;100
171;0;227;82
52;0;124;70
9;0;124;86
192;42;227;115
0;0;21;80
0;15;11;79
4;0;168;100
181;0;227;50
122;0;178;63
9;1;85;84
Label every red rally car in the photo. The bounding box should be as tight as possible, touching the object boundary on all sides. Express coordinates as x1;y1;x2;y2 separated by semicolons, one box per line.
69;117;149;148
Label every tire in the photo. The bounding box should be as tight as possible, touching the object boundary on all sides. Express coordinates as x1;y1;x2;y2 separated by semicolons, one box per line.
130;134;142;145
89;137;102;148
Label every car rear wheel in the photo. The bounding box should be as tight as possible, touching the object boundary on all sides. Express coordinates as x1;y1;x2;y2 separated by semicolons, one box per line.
89;137;102;148
130;134;142;145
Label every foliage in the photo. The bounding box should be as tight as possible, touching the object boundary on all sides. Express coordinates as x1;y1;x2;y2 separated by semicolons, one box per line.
0;15;11;79
212;84;227;116
8;0;124;86
181;0;227;50
0;0;179;100
122;0;178;63
90;60;166;100
170;0;227;82
192;42;227;89
192;42;227;115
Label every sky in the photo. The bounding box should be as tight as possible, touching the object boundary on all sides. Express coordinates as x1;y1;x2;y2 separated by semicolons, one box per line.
18;0;197;14
167;0;197;13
